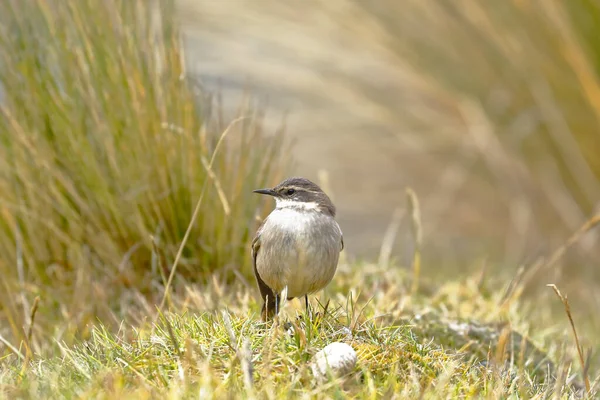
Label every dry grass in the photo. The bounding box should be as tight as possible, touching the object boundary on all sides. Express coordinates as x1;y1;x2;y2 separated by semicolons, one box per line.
547;284;591;394
0;0;288;350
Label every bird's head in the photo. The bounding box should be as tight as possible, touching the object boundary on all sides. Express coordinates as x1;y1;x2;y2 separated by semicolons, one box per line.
253;177;336;216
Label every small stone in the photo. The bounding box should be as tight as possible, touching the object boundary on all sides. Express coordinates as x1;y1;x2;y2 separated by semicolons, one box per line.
311;342;357;383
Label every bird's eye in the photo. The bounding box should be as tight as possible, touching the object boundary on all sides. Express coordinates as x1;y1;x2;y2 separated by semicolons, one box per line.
286;188;295;195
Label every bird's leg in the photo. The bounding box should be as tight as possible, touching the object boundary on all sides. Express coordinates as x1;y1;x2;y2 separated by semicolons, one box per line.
275;294;280;316
304;294;314;321
261;293;280;322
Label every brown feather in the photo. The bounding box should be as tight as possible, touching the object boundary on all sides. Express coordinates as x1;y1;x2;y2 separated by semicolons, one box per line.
252;225;278;321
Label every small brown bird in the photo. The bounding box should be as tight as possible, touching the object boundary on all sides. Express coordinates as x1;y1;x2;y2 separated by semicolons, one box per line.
252;177;344;320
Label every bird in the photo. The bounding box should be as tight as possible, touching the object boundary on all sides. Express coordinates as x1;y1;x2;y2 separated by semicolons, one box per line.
251;177;344;321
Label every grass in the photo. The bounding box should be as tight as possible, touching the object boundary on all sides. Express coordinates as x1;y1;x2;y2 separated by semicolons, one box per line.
1;264;597;398
348;0;600;276
0;0;288;350
0;0;599;398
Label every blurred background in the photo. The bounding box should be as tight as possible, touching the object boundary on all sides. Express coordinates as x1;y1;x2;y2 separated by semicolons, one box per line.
179;1;599;273
0;0;599;352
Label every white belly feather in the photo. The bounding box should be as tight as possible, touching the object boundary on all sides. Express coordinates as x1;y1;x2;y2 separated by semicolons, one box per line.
256;207;342;299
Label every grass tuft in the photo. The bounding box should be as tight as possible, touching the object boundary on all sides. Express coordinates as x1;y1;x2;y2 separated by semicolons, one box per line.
0;0;288;348
547;284;591;394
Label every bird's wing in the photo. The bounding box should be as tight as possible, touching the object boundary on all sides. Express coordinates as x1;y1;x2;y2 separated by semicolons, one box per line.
337;221;344;251
252;222;277;320
251;227;261;265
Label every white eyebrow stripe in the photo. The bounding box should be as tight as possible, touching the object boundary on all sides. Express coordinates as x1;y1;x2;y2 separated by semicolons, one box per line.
275;199;320;211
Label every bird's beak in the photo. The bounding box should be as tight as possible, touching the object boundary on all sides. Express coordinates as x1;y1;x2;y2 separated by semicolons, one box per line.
253;188;276;196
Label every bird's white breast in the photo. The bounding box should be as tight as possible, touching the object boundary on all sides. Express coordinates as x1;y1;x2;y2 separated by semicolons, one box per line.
256;206;342;299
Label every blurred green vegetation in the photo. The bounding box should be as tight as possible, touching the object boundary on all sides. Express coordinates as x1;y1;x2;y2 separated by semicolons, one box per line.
0;0;287;347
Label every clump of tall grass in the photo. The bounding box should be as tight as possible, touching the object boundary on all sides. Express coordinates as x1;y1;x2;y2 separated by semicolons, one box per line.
0;0;287;348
